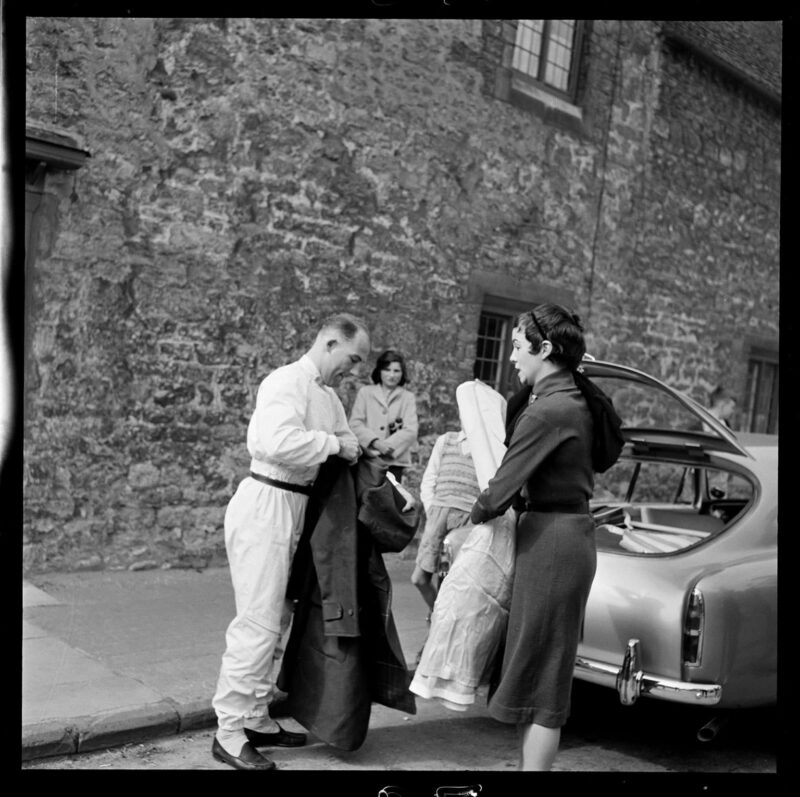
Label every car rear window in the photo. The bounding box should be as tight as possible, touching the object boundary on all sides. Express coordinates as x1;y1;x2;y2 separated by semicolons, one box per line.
591;459;754;555
591;374;705;432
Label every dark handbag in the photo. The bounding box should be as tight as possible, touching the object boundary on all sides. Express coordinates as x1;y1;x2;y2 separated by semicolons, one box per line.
573;370;625;473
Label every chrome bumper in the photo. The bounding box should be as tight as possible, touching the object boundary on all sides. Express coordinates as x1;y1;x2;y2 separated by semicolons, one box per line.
574;639;722;706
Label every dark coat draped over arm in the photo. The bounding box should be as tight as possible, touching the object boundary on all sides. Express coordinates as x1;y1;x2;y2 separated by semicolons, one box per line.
278;456;419;751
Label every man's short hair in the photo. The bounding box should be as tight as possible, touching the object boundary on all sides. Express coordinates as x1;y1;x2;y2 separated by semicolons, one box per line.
319;313;370;340
709;385;733;405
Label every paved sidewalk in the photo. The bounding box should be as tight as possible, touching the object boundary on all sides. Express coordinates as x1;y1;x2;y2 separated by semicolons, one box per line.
22;553;432;762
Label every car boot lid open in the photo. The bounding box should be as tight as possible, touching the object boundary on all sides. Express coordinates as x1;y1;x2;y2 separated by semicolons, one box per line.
580;359;752;460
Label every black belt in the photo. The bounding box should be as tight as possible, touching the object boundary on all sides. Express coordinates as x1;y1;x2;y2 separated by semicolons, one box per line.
524;501;589;514
249;472;314;496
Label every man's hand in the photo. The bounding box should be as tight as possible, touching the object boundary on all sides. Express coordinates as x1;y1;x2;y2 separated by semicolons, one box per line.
337;438;361;464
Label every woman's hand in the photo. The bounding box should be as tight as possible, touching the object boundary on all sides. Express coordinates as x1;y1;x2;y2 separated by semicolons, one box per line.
370;440;395;457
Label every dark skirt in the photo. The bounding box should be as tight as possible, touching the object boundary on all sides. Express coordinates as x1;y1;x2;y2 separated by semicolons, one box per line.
487;510;596;728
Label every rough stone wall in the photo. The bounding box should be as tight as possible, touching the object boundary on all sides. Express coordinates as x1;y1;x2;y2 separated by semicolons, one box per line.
23;18;780;573
589;27;781;398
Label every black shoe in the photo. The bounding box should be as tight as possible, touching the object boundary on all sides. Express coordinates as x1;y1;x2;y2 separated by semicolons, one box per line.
244;724;307;748
212;737;277;770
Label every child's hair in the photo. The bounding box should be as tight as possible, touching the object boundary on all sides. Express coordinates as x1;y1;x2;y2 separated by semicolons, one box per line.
371;349;408;385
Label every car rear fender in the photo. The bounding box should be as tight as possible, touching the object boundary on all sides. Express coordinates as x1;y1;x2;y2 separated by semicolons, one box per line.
579;556;689;680
688;554;777;707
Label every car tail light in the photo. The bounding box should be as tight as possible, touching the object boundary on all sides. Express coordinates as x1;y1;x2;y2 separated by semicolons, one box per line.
682;587;705;666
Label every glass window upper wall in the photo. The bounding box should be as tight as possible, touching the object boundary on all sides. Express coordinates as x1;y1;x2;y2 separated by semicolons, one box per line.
512;20;579;96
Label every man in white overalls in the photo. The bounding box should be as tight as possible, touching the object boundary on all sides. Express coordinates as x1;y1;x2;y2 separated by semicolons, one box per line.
211;313;370;770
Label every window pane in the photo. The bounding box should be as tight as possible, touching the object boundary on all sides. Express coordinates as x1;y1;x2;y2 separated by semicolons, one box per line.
543;20;575;91
474;312;508;391
593;459;755;555
592;459;638;505
551;19;575;45
632;462;694;504
512;20;543;78
512;19;577;94
589;374;708;432
543;60;570;91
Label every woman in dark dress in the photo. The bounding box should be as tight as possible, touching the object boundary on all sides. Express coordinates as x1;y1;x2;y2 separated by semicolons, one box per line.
469;303;596;771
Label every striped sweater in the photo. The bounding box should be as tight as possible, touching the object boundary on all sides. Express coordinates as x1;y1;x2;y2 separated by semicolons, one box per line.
424;431;480;514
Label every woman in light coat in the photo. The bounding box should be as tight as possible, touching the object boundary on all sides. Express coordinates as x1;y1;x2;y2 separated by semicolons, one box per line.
349;349;419;482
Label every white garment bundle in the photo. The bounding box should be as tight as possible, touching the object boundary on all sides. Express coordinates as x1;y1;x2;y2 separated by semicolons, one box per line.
410;380;516;709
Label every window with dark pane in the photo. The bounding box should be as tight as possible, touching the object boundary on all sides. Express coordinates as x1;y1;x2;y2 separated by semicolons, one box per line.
744;355;778;434
474;312;509;391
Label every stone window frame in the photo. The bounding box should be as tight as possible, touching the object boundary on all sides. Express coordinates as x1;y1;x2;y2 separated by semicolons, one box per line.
484;20;588;130
468;270;576;398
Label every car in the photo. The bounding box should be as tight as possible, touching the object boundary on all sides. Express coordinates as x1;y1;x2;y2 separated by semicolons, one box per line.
438;361;777;734
572;360;777;727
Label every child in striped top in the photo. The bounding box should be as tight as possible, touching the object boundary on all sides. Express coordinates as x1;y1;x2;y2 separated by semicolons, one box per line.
411;428;481;621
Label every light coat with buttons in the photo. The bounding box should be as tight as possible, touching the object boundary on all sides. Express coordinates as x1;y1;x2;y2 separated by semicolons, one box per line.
348;383;419;467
